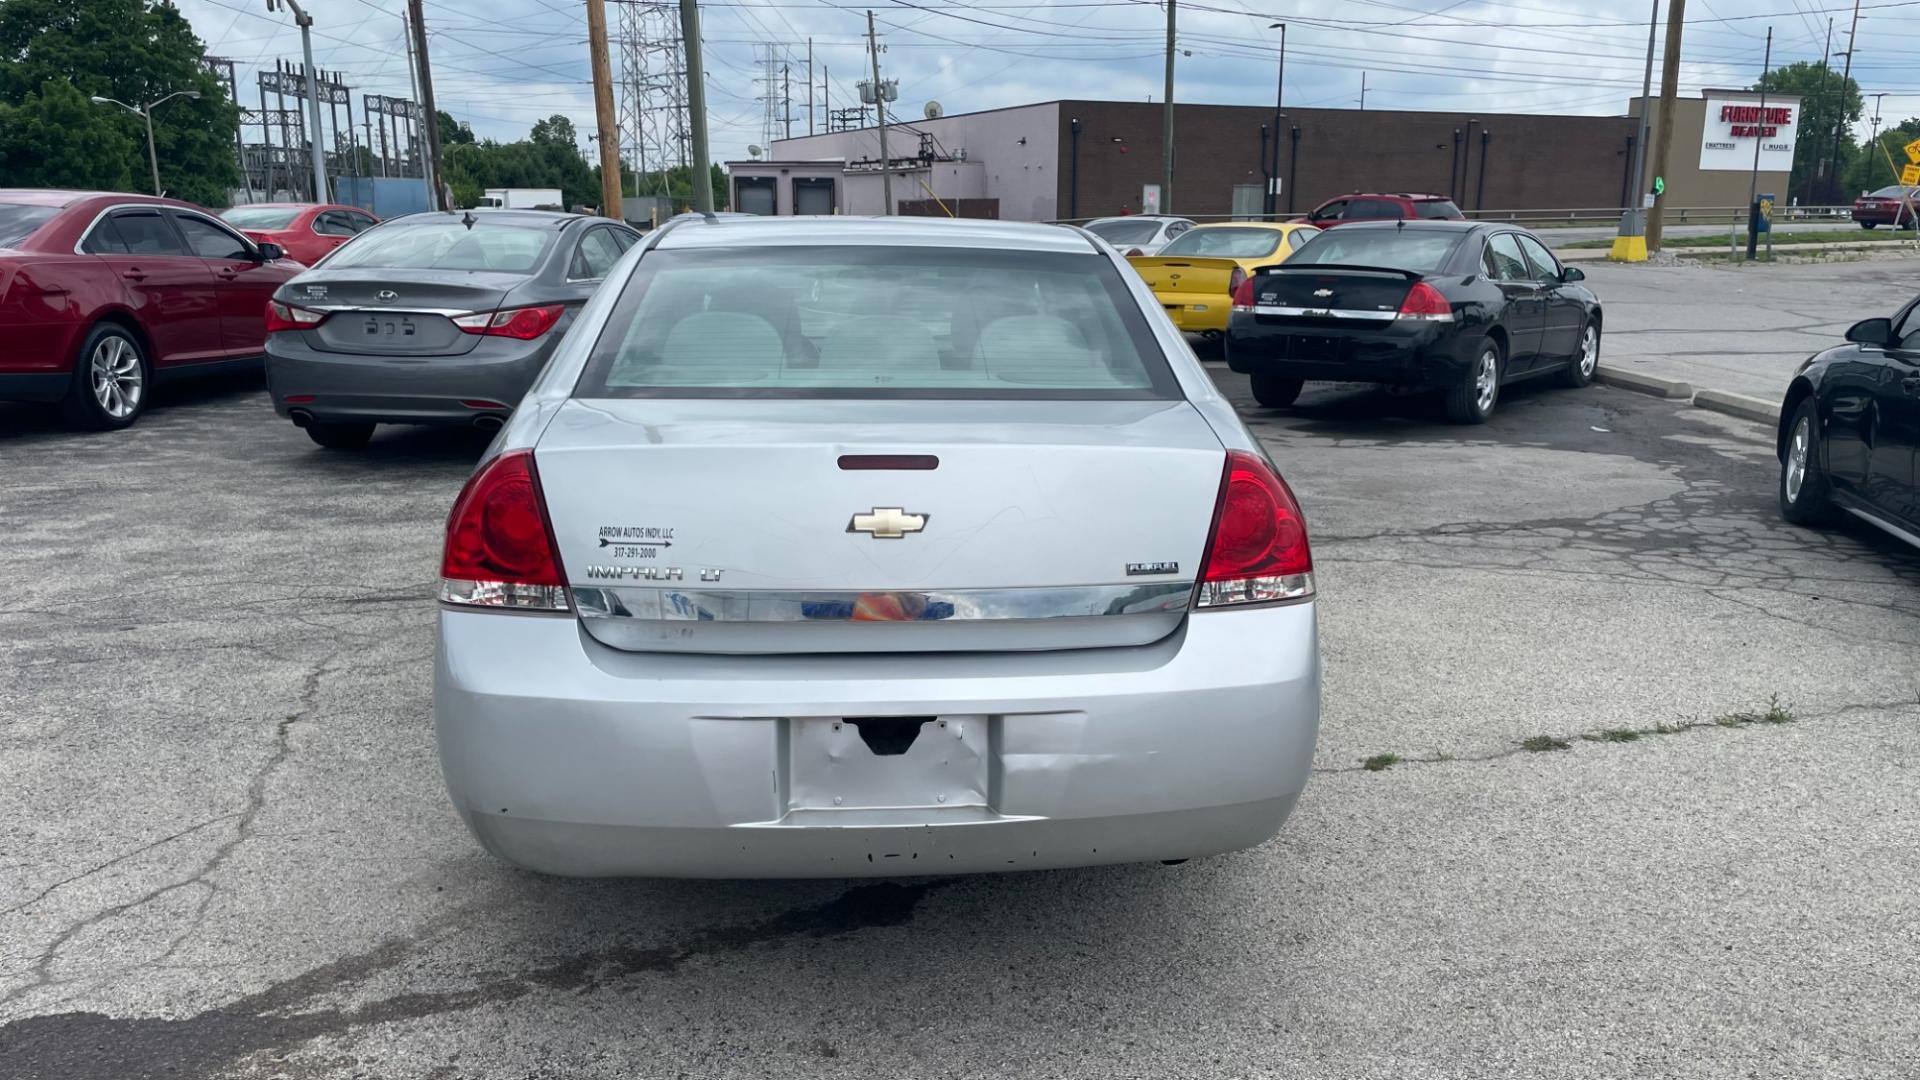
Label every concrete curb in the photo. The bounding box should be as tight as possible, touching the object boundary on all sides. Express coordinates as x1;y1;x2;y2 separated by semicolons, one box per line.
1694;388;1782;425
1595;365;1692;399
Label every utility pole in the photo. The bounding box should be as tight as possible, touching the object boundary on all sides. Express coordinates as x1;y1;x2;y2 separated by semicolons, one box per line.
406;0;445;210
1745;27;1773;262
867;10;892;214
808;39;815;136
1645;0;1687;252
1869;91;1887;147
1161;0;1175;213
1610;0;1660;261
680;0;713;212
1812;17;1833;203
783;64;792;140
1360;71;1367;111
1267;22;1285;218
1827;0;1860;205
586;0;622;218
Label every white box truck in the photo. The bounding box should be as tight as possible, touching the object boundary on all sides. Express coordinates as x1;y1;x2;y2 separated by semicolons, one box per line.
477;188;564;210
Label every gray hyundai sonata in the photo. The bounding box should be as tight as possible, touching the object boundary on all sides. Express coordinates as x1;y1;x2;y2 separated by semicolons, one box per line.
264;209;639;449
432;214;1321;878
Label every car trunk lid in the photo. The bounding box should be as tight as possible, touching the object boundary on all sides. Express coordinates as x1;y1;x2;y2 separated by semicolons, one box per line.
1247;265;1420;327
1131;256;1244;305
283;268;528;356
536;397;1227;654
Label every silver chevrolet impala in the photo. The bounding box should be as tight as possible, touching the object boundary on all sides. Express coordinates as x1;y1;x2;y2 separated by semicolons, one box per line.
432;215;1321;878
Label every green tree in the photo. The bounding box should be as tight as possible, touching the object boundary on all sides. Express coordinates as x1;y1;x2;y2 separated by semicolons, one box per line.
1751;60;1860;204
439;116;598;211
528;115;579;150
1844;118;1920;197
436;109;475;146
0;0;240;205
0;80;137;191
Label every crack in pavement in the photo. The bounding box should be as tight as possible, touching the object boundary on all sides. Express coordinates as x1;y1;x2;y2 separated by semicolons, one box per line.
0;882;944;1080
1319;695;1920;775
1;651;342;1011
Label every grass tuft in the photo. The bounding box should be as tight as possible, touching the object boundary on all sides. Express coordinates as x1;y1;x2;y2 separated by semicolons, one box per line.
1362;753;1400;772
1520;735;1571;752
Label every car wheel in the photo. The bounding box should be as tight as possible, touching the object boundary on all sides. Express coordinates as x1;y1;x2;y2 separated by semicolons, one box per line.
1444;338;1502;424
1557;321;1600;388
62;323;150;431
305;421;376;450
1250;374;1304;408
1779;397;1839;526
1860;221;1877;230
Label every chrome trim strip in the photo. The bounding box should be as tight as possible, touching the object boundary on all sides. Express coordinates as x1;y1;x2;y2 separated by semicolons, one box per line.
297;304;476;317
1841;505;1920;550
1251;304;1399;320
571;581;1197;623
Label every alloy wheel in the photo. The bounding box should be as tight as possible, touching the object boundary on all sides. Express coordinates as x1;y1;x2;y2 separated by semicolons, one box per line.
90;335;143;419
1579;325;1599;379
1785;416;1809;503
1475;348;1498;414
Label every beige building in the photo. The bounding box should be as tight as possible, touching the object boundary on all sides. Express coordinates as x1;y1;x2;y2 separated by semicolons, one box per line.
1628;90;1802;210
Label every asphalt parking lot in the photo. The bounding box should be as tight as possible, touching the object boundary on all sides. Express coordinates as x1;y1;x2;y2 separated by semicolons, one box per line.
3;358;1918;1077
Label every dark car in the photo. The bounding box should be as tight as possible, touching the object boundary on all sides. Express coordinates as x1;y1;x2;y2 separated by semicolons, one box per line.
1776;297;1920;547
0;189;303;429
264;209;641;449
1224;221;1601;423
1851;185;1918;230
220;202;379;266
1300;193;1465;229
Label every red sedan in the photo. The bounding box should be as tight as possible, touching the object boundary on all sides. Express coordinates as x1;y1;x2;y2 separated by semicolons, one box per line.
0;189;304;429
219;202;379;266
1851;185;1918;229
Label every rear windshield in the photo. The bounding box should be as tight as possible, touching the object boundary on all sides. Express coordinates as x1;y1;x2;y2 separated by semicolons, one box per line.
1867;185;1917;198
322;220;553;272
0;204;59;247
1084;219;1162;245
1287;228;1461;273
575;246;1178;400
220;206;303;230
1414;200;1463;219
1158;227;1280;258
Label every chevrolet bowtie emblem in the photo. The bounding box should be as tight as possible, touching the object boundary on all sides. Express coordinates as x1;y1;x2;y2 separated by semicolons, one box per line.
1312;288;1334;298
847;507;928;539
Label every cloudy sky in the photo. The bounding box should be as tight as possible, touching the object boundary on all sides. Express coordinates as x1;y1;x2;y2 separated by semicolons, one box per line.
174;0;1920;166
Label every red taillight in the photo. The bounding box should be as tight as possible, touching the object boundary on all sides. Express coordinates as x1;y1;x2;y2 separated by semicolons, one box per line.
265;300;326;333
440;449;569;611
1194;450;1313;608
1396;281;1454;321
1231;276;1257;312
453;304;565;340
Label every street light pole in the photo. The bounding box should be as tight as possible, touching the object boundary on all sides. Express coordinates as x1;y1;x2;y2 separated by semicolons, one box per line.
267;0;329;202
91;91;201;196
1610;0;1659;261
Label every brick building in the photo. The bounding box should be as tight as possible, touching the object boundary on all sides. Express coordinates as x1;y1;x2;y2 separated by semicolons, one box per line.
735;94;1795;221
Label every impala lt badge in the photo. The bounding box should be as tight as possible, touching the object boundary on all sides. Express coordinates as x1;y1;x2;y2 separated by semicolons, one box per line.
847;507;928;539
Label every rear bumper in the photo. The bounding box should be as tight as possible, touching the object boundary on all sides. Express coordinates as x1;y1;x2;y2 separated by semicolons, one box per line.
1225;315;1469;387
1156;293;1231;334
0;372;69;403
264;334;551;424
434;602;1321;877
1851;207;1911;225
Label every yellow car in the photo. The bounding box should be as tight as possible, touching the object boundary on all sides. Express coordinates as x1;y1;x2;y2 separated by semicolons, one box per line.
1129;222;1321;335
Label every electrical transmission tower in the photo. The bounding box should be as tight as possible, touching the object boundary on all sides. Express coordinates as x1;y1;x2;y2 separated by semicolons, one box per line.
756;43;792;151
618;0;687;197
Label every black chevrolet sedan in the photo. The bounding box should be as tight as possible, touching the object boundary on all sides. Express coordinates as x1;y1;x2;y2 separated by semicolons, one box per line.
1776;297;1920;548
1224;221;1602;423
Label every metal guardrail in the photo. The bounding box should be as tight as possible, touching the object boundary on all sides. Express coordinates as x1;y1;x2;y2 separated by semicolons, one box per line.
1053;206;1861;229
